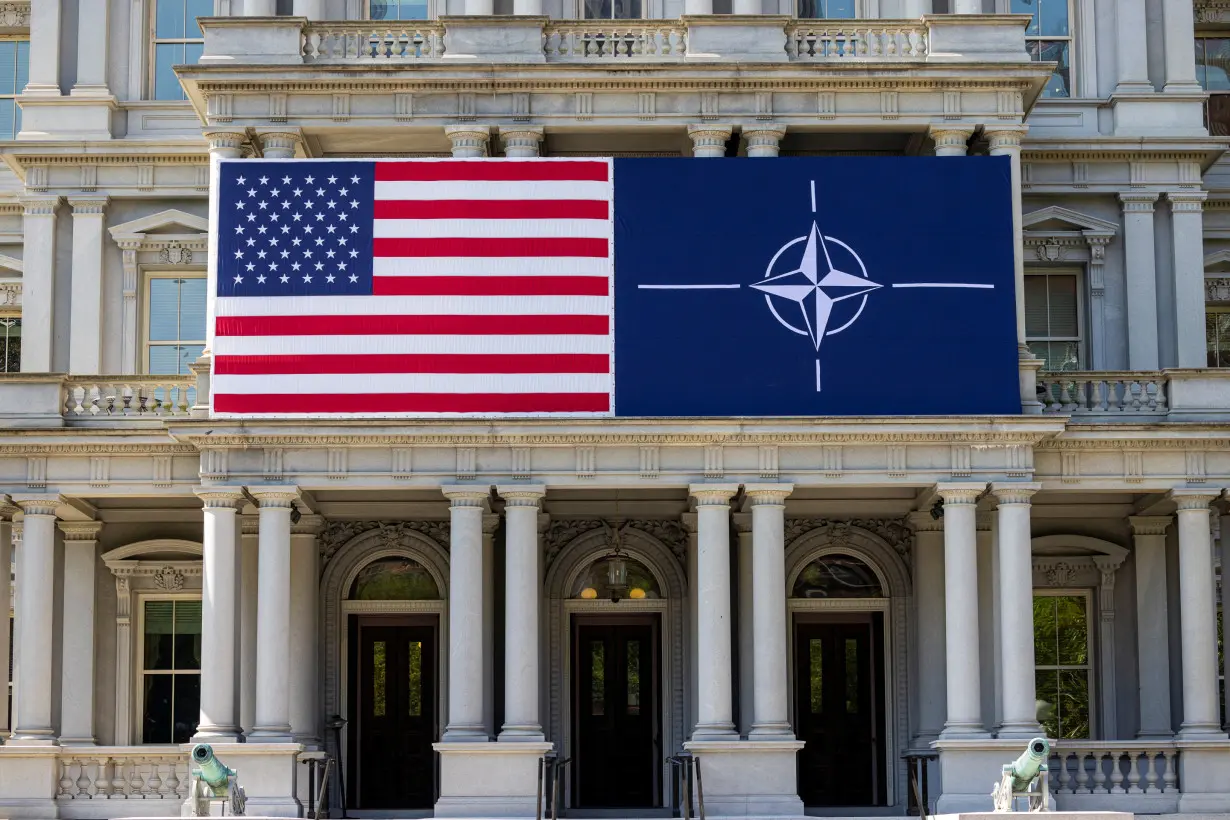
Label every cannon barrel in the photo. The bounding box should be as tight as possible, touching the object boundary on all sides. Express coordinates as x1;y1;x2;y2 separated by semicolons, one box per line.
1005;737;1050;792
191;744;235;790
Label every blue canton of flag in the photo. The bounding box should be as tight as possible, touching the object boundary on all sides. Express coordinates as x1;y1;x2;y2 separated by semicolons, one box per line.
216;161;376;297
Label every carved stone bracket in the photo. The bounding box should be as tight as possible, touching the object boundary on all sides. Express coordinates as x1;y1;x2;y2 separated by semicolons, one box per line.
1207;277;1230;303
542;518;690;572
785;517;913;563
0;3;29;30
320;520;451;565
1197;0;1230;24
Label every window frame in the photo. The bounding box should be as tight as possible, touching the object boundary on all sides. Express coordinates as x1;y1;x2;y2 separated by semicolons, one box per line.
795;0;859;19
1025;268;1085;372
0;313;19;375
148;0;207;102
1010;0;1075;99
135;592;202;746
1033;588;1096;740
366;0;435;20
0;36;28;140
1206;305;1230;368
142;271;207;376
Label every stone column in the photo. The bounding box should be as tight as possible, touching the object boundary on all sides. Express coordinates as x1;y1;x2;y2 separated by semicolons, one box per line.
466;0;495;14
67;197;109;375
930;126;974;157
514;0;544;14
688;125;732;158
9;495;61;745
908;511;946;744
445;126;491;158
442;486;490;741
20;197;61;373
733;514;754;737
1119;193;1161;370
239;514;259;736
203;131;246;370
195;488;243;741
937;483;986;738
71;0;109;96
482;512;497;737
951;0;979;11
24;0;61;97
746;484;793;738
58;522;101;745
248;486;299;741
293;0;327;18
1115;0;1152;94
499;127;544;158
1131;516;1174;739
289;515;322;746
0;499;15;737
257;130;302;160
1172;490;1225;737
685;0;713;13
497;486;546;741
243;0;278;13
1161;0;1201;94
903;0;929;15
991;483;1041;738
1169;192;1209;368
733;0;759;13
689;484;739;741
742;124;785;157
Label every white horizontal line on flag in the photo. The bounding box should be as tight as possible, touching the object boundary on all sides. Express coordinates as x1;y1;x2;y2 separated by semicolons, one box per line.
216;295;610;317
214;372;613;395
373;257;612;277
213;334;613;357
374;180;611;201
373;218;613;240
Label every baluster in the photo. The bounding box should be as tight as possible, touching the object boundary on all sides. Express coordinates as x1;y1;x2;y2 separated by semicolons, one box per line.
616;30;628;57
1126;750;1144;794
866;28;882;57
1091;752;1108;793
1142;750;1159;794
1109;751;1125;794
1056;380;1072;411
914;29;927;56
59;758;75;797
77;759;93;797
1074;751;1091;793
1089;378;1106;412
165;760;182;798
886;28;898;56
1162;749;1178;792
129;758;144;797
1073;379;1089;412
1127;379;1144;411
1144;378;1160;411
1155;378;1170;412
1055;752;1072;793
148;759;164;798
95;756;111;799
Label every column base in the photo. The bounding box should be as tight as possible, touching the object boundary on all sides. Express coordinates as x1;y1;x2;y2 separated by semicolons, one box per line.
939;723;990;740
691;721;738;742
246;727;294;743
6;730;57;747
682;739;805;817
194;725;244;743
1177;723;1228;740
57;737;97;746
996;721;1043;739
0;745;68;818
748;722;794;739
1176;739;1230;812
434;740;552;818
441;725;490;742
497;724;545;742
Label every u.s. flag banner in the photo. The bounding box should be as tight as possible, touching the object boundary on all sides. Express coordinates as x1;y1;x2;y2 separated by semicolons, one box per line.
211;157;1019;418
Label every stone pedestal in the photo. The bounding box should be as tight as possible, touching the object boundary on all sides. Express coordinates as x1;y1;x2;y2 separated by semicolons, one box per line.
682;740;805;816
433;741;553;817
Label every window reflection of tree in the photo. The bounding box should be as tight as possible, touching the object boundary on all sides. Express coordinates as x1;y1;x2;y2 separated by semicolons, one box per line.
0;319;18;373
792;555;884;599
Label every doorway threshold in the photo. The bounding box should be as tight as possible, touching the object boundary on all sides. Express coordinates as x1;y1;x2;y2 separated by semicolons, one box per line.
345;811;433;819
564;810;673;818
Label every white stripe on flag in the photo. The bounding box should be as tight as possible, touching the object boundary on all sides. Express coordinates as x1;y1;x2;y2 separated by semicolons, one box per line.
216;295;609;316
214;372;612;394
372;257;612;277
374;180;611;202
213;334;613;357
372;218;612;239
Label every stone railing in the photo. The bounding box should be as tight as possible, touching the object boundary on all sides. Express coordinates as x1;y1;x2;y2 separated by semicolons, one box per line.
63;377;196;421
1048;743;1179;813
786;21;927;60
57;748;189;812
544;21;688;60
302;21;446;61
1038;372;1169;416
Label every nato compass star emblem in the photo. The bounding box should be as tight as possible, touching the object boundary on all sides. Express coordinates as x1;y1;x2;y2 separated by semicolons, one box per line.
638;180;998;392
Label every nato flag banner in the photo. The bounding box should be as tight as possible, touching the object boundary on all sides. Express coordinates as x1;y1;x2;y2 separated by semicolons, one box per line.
611;156;1020;417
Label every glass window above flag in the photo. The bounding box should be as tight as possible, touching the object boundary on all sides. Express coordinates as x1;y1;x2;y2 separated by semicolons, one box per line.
211;157;1018;419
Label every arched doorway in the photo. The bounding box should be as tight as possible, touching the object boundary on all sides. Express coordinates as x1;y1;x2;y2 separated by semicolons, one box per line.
785;523;911;811
321;527;449;812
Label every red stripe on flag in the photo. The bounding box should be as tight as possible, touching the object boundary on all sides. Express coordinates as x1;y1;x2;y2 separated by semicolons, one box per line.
373;275;608;297
214;392;611;413
373;237;608;258
214;353;610;375
373;200;609;220
374;161;609;182
215;314;610;336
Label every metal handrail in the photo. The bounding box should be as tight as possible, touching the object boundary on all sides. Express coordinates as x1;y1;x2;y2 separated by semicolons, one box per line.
903;751;938;819
537;751;570;820
300;752;333;820
669;752;705;820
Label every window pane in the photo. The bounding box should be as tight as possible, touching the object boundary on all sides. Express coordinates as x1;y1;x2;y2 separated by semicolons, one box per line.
0;100;15;142
373;640;387;716
186;0;213;38
0;42;16;96
1029;40;1071;98
144;601;176;670
148;278;180;341
142;673;174;743
1209;313;1221;367
1056;669;1091;738
184;41;204;68
173;600;202;671
590;640;605;716
1011;0;1040;35
172;674;200;743
809;638;823;714
1024;276;1050;337
1198;39;1230;91
370;0;397;18
1035;668;1060;738
613;0;639;19
156;0;187;39
399;0;430;19
798;0;819;17
1046;274;1079;337
408;640;422;717
1054;595;1088;665
0;318;19;373
180;276;207;340
626;640;641;715
14;41;27;95
154;44;186;101
1033;596;1058;666
1039;0;1068;37
823;0;855;16
844;638;859;714
148;345;183;375
583;0;612;18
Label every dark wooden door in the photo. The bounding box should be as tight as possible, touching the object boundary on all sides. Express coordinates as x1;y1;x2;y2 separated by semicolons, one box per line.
350;620;436;809
573;621;657;808
795;620;883;807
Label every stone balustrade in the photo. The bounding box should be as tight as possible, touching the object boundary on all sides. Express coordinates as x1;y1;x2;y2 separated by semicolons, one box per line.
302;22;446;61
1038;371;1169;415
786;21;927;60
63;377;195;421
1048;743;1179;813
57;749;189;814
543;22;687;60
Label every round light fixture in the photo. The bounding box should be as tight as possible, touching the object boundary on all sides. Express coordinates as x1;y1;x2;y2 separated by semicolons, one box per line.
629;587;647;600
580;587;598;600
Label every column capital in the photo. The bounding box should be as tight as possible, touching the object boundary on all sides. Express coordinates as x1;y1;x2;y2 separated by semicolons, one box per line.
742;123;786;157
0;495;18;521
11;494;64;517
929;125;975;155
57;521;103;541
907;510;944;532
203;129;248;157
442;484;492;508
498;126;544;158
689;483;740;505
194;486;246;509
67;195;109;215
744;483;793;506
1119;192;1160;210
1168;191;1208;211
990;481;1041;504
444;125;492;158
247;485;301;508
983;124;1028;151
496;485;546;507
1129;515;1172;536
934;482;984;504
687;124;733;157
255;128;305;155
20;196;61;216
1170;488;1220;510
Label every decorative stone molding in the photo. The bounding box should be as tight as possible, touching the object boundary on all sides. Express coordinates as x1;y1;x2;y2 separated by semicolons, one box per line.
1207;278;1230;303
0;2;28;30
542;518;689;571
1168;191;1208;212
742;123;786;158
687;124;733;158
256;129;304;160
1196;0;1230;24
498;126;544;158
20;196;60;217
0;280;20;308
67;197;108;217
151;566;187;591
444;125;491;158
158;243;194;265
321;519;451;564
930;126;974;156
784;518;913;564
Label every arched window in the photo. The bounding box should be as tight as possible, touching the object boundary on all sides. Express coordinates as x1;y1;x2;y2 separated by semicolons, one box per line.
571;556;662;600
350;556;440;600
792;554;884;599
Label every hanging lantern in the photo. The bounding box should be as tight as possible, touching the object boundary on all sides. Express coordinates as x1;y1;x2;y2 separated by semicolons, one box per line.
606;552;628;600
